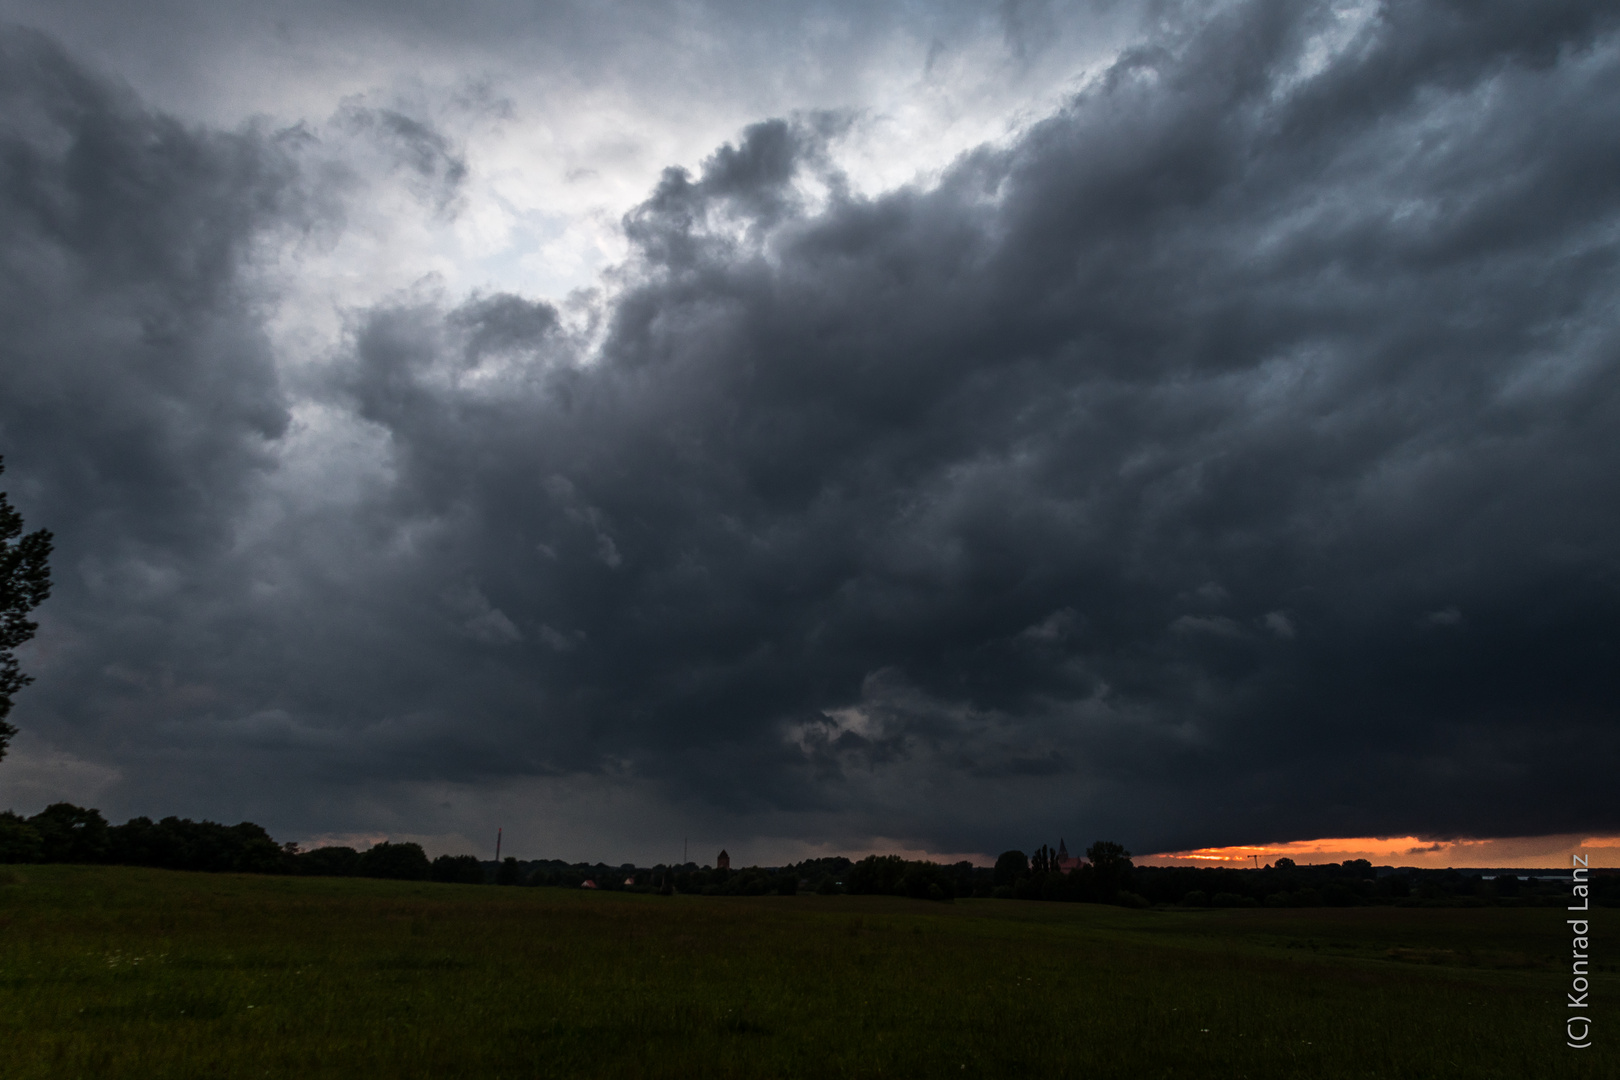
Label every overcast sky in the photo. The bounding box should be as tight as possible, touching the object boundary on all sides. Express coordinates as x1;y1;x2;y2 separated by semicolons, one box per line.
1;0;1617;865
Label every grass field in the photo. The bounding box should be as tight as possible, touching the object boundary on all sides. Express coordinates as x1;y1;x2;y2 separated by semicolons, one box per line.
0;865;1612;1078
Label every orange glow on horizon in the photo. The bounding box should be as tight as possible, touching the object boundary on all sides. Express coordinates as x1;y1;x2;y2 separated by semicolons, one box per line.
1140;834;1620;870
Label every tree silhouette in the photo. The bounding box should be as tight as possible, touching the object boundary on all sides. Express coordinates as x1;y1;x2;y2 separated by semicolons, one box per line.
993;850;1029;886
1086;840;1133;897
1031;844;1057;875
0;456;52;761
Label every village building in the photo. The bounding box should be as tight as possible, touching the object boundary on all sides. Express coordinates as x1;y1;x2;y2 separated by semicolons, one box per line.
716;849;731;870
1057;839;1083;875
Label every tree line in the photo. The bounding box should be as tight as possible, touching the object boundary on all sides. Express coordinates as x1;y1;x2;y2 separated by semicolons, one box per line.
0;804;1143;904
7;804;1607;908
0;803;485;883
1127;857;1618;908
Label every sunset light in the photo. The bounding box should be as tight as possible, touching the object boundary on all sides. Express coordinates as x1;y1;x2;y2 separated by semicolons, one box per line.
1142;835;1620;870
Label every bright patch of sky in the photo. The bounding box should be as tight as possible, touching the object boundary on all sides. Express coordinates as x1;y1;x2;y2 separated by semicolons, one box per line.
0;2;1157;347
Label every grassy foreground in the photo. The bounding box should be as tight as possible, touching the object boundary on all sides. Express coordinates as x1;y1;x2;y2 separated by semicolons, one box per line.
0;866;1612;1079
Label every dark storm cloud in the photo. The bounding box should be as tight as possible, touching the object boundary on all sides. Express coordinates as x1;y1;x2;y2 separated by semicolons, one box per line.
0;25;304;792
0;26;295;622
3;2;1620;853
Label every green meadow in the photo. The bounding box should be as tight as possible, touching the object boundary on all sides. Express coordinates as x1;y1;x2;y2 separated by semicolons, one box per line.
0;865;1611;1079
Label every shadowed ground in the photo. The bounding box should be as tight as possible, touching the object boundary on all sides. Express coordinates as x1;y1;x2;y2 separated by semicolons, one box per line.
0;865;1612;1078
